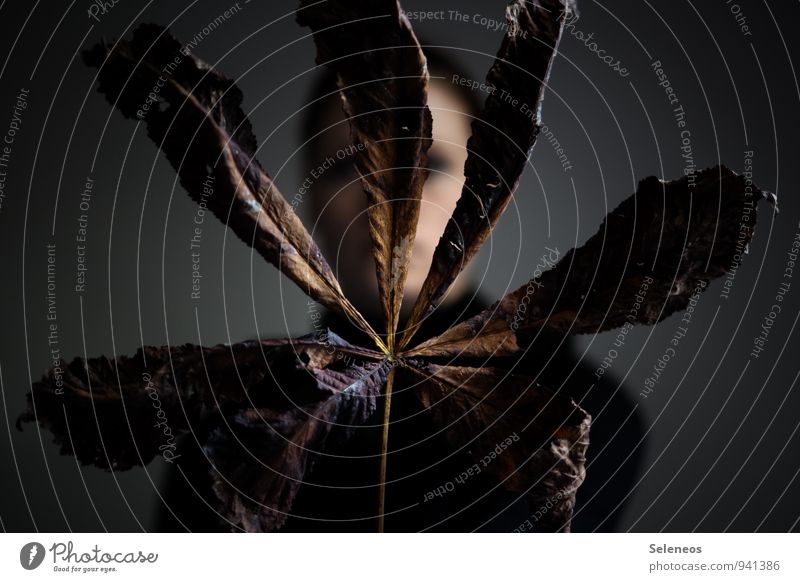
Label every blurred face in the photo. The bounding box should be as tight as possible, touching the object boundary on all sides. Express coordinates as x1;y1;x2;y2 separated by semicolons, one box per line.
310;79;473;320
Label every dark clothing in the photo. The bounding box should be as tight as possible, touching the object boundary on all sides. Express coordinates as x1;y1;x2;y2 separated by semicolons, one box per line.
158;294;645;532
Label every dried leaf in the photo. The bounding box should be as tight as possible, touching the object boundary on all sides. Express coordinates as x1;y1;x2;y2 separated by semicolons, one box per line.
298;0;433;343
83;24;382;349
410;166;771;359
205;347;390;532
23;1;773;534
400;0;572;349
400;362;589;531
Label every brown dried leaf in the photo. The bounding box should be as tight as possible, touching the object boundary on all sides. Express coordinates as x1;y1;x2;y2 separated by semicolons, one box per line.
400;362;589;531
205;343;390;532
83;24;381;348
298;0;433;343
27;1;775;533
400;0;572;349
410;165;772;359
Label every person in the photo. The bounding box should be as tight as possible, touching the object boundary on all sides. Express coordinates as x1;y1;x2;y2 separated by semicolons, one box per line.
291;49;646;532
158;49;645;533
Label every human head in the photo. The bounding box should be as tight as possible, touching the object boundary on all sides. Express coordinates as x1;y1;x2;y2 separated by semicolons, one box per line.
302;48;482;323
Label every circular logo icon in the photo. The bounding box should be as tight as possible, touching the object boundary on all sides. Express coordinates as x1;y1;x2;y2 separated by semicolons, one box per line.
20;542;46;570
